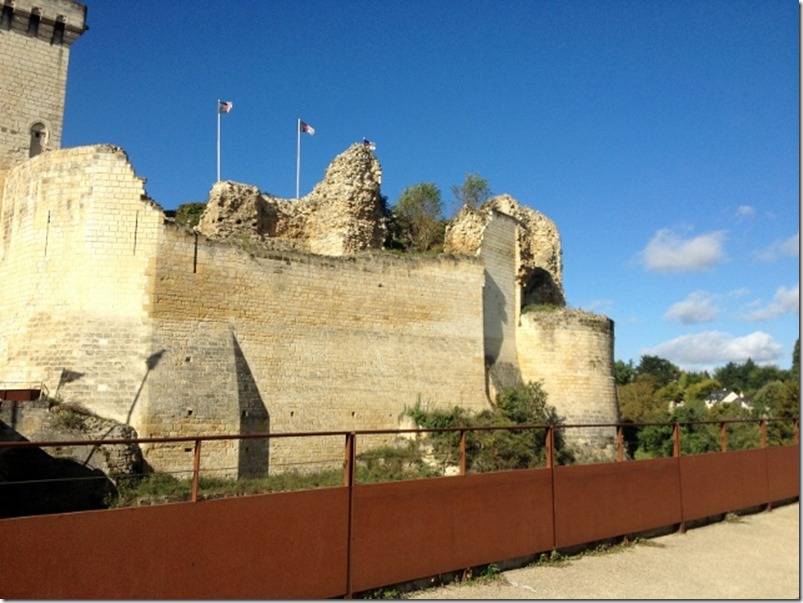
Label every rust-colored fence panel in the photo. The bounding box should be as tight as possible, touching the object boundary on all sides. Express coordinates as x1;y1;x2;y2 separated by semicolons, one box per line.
349;469;554;593
0;421;798;599
766;444;800;502
553;458;682;549
0;388;40;401
0;487;350;599
680;449;770;522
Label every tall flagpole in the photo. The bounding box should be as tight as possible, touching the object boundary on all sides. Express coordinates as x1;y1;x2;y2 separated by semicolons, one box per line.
217;99;221;182
296;118;301;199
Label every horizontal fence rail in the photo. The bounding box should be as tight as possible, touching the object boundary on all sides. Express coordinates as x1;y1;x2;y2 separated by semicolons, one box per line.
0;418;798;598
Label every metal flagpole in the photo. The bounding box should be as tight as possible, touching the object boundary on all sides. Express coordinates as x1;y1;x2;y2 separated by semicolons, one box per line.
296;118;301;199
217;99;221;182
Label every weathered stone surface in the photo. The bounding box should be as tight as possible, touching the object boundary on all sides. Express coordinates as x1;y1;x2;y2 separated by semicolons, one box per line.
445;194;566;306
195;181;276;243
195;143;386;256
0;399;142;480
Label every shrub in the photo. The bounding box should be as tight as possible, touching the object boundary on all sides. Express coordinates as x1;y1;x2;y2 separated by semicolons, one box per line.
175;202;206;229
405;381;574;473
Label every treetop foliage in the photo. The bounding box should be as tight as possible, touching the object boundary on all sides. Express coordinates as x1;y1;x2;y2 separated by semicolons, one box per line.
451;172;491;210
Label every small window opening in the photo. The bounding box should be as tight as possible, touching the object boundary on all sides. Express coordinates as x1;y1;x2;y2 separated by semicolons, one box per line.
27;8;40;35
29;123;47;157
51;16;65;44
1;3;13;30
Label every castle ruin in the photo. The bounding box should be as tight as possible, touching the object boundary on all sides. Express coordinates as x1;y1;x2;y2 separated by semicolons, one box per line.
0;0;619;475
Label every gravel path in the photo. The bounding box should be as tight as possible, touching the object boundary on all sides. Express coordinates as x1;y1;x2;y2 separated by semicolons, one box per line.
408;502;799;599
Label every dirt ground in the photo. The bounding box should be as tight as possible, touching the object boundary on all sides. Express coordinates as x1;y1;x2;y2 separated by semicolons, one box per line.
407;501;799;599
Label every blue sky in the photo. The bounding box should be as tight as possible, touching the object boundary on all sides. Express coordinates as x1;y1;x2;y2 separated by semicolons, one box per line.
62;0;799;371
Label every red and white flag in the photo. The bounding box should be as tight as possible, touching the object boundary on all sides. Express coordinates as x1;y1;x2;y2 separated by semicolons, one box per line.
218;100;233;113
300;120;315;136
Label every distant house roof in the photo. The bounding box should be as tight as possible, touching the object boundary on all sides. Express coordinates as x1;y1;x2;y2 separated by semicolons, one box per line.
705;388;749;407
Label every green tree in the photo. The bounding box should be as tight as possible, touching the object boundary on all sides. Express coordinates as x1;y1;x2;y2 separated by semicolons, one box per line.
707;401;758;451
451;172;491;210
614;360;636;386
617;380;665;423
750;380;786;419
714;359;755;393
683;378;723;404
636;355;680;389
791;339;800;379
766;379;800;446
637;401;718;458
393;183;444;252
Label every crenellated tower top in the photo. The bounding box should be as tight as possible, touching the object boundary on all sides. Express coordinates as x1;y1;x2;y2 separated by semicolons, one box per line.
0;0;88;175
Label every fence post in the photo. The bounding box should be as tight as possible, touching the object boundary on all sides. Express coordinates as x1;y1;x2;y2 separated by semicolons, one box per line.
672;423;680;458
344;432;355;487
672;424;685;533
616;425;624;462
759;420;767;449
344;433;356;599
720;422;727;452
546;426;555;469
459;430;467;476
795;420;799;445
191;439;202;502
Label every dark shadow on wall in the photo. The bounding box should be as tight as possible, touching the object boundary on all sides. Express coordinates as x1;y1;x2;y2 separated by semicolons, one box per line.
0;421;115;518
232;333;270;479
482;269;507;364
126;349;166;426
521;267;565;307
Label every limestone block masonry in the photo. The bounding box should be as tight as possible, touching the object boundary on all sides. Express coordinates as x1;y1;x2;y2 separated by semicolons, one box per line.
0;0;87;175
0;0;621;473
0;139;622;474
518;309;620;462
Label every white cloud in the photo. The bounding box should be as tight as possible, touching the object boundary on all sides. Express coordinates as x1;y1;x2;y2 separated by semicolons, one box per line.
736;205;755;218
637;229;726;273
663;291;719;324
742;284;800;321
756;234;799;262
644;330;784;371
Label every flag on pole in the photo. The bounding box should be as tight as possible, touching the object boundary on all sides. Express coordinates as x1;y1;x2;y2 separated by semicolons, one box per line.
218;100;233;113
299;120;315;136
362;137;376;151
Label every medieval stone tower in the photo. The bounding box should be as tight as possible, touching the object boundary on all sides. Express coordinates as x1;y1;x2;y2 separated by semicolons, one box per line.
0;0;87;179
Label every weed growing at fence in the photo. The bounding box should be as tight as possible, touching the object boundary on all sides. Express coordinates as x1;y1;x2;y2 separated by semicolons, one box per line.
109;468;345;507
405;381;575;473
355;441;440;483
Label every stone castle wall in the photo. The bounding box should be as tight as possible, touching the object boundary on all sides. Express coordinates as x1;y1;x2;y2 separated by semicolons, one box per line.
142;228;488;474
518;309;619;462
0;144;491;475
0;146;161;431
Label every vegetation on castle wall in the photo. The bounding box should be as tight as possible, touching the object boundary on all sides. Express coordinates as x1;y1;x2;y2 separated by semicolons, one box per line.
175;202;206;229
388;182;445;253
450;172;491;212
405;381;575;472
385;173;490;254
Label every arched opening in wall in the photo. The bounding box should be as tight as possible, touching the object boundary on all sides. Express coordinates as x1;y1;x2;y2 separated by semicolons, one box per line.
29;123;48;158
521;267;565;308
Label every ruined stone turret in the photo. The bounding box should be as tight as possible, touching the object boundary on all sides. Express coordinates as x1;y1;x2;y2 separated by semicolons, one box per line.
195;143;386;256
445;194;566;307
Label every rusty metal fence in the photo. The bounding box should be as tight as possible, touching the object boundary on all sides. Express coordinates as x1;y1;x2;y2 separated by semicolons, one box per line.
0;418;798;598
